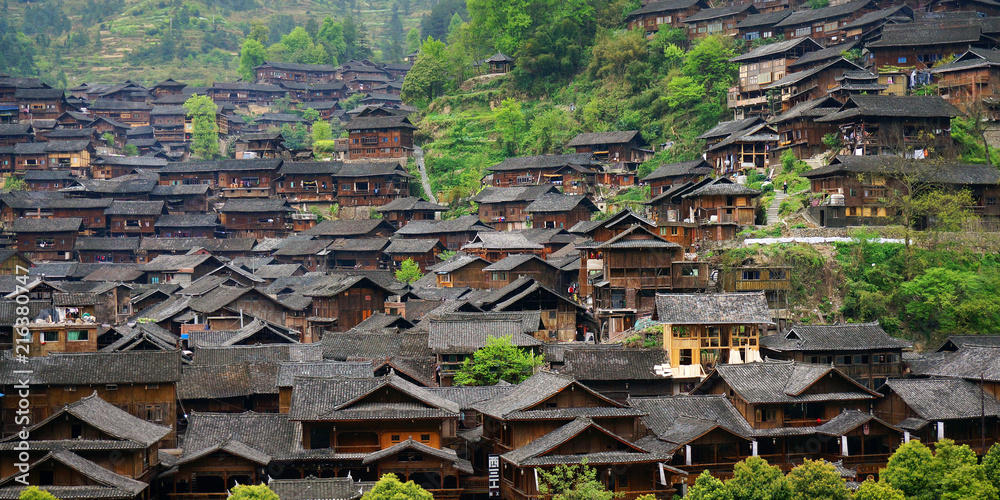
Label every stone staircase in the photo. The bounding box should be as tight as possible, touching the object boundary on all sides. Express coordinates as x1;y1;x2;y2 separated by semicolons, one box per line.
766;191;787;225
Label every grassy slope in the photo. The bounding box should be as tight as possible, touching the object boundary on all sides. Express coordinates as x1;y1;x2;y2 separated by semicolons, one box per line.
7;0;425;85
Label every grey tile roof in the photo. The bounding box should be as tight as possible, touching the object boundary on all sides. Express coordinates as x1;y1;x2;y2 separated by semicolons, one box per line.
0;450;147;497
879;378;1000;420
482;253;559;272
104;200;164;216
220;198;293;213
346;114;416;130
565;130;640;147
335;160;412;178
802;156;1000;185
918;346;1000;382
501;417;664;467
396;215;493;235
255;263;305;279
682;3;755;23
868;23;984;47
524;193;597;213
287;374;460;421
432;254;491;274
362;438;473;473
595;224;682;250
158;158;283;173
736;9;792;28
384;238;443;254
11;217;82;233
815;95;960;122
761;321;912;352
488;153;598;172
731;37;823;62
655;292;771;325
0;350;181;385
374;197;448;212
322;331;433;360
154;213;218;227
190;343;323;365
629;394;755;441
354;312;414;330
75;237;141;251
178;362;279;399
556;348;670;381
774;0;873;26
462;231;544;251
275;361;374;387
180;411;296;462
472;371;627;420
472;185;558;204
278;160;343;175
428;317;542;353
302;219;394;237
697;360;878;404
142;253;218;272
841;5;912;29
325;237;390;253
268;477;371;500
427;383;517;409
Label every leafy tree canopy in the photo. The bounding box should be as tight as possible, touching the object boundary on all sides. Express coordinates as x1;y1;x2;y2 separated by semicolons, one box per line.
361;473;433;500
453;335;543;386
227;484;278;500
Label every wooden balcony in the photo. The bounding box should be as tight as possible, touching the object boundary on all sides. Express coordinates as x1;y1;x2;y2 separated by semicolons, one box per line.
733;278;791;291
221;187;271;198
609;276;673;289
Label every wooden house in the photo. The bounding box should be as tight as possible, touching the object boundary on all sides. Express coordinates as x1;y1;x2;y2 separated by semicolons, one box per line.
432;254;491;288
875;378;1000;455
642;159;713;196
626;0;710;35
682;4;757;39
15;88;68;120
272;239;331;272
549;347;672;400
85;80;150;102
206;82;286;107
151;78;186;97
774;0;877;45
12;217;81;261
728;37;823;119
335;160;413;207
347;110;416;160
255;61;339;84
0;393;170;498
473;185;559;231
765;58;865;114
374;197;448;229
157;160;223;188
105;200;165;236
91;155;168;180
396;215;495;250
523;193;598;230
216;158;283;199
302;218;397;240
324;237;390;270
276;160;341;202
149;184;212;213
473;371;682;499
155;213;219;238
814;95;961;157
88;99;152;127
462;231;547;261
473;280;593;341
839;5;912;43
384;238;446;271
234;132;289;160
76;237;141;263
587;225;708;335
719;264;791;309
926;0;1000;16
0;123;33;146
429;314;544;384
0;249;31;275
736;10;792;42
802;155;1000;227
761;322;911;389
150;105;187;143
142;253;226;286
931;48;1000;114
305;81;349;101
23;170;75;191
768;96;842;160
565;130;652;169
486;153;600;195
866;23;999;72
656;292;772;379
301;274;393;332
0;350;182;446
219;198;294;238
700;119;776;175
482;254;562;290
648;177;760;238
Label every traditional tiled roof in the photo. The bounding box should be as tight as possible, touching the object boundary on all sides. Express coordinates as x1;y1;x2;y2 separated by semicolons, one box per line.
482;253;558;272
868;23;985;47
556;348;670;380
488;153;597;172
178;362;279;399
104;200;164;216
10;217;82;233
776;0;874;27
565;130;640;147
462;232;544;252
427;383;517;409
74;237;141;251
472;371;633;420
918;345;1000;382
190;343;323;365
802;156;1000;185
761;321;912;352
180;411;296;462
502;417;664;466
815;95;960;122
302;218;394;237
472;185;558;204
322;331;433;360
256;60;338;71
630;394;755;441
655;292;771;324
267;477;371;500
89;99;152;111
220;198;292;213
768;96;842;125
641;159;713;181
278;160;343;175
428;316;542;353
325;237;390;253
346;114;416;130
362;438;473;473
384;238;443;254
841;5;912;30
682;3;755;23
595;224;681;250
523;193;597;213
626;0;705;18
0;450;147;498
735;10;792;29
396;215;493;235
287;374;460;421
0;350;181;385
275;361;373;387
374;196;447;212
697;116;764;140
142;253;219;272
158;158;283;173
879;378;1000;420
696;360;878;404
154;213;218;227
931;48;1000;74
731;37;823;62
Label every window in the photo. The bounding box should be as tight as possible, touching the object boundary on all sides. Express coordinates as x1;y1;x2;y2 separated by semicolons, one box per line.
795;27;811;37
824;21;838;32
67;330;88;341
145;404;163;422
897;57;907;64
391;434;401;442
681;267;699;277
420;434;431;442
679;348;693;365
742;270;761;280
42;331;58;342
673;326;691;338
106;384;119;391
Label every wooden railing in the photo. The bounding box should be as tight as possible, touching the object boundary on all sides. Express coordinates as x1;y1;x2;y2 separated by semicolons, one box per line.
734;279;791;291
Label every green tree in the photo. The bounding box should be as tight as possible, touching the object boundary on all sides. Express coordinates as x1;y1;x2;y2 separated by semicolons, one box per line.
494;98;527;155
101;132;115;148
394;258;423;283
851;479;905;500
881;440;934;499
666;76;707;109
786;459;848;500
227;484;278;500
686;471;732;500
453;336;543;386
406;27;421;54
683;36;737;90
238;37;267;81
983;443;1000;492
301;107;320;123
311;120;333;144
19;487;59;500
317;17;347;65
400;37;449;104
124;143;139;157
726;457;791;500
385;3;406;62
183;94;220;159
537;460;615;500
361;473;433;500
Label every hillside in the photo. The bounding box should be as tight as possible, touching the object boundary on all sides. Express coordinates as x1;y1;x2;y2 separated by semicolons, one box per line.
0;0;456;85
